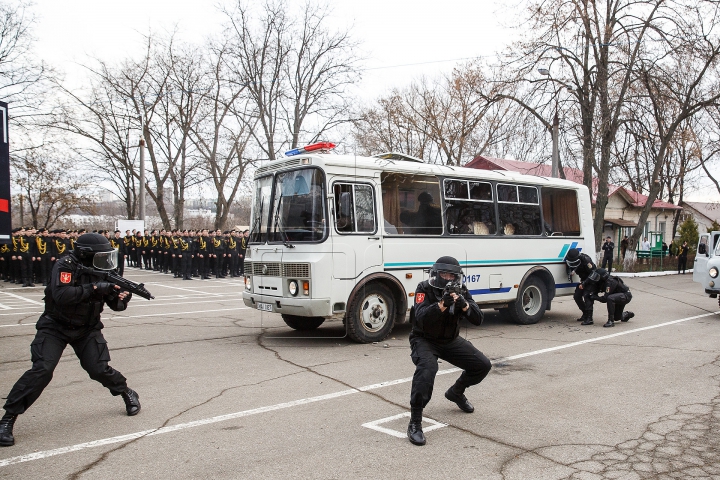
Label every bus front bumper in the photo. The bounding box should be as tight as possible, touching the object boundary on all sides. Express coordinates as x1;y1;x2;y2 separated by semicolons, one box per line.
705;288;720;298
243;292;331;317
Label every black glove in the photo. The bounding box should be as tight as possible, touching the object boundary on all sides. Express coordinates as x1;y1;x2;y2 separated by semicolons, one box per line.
568;273;573;283
94;282;115;295
442;293;454;307
454;294;468;311
596;295;607;303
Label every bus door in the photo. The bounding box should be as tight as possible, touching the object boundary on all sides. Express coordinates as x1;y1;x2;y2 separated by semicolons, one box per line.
330;181;382;280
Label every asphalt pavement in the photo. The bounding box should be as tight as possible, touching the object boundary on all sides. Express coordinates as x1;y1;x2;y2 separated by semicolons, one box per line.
0;269;718;479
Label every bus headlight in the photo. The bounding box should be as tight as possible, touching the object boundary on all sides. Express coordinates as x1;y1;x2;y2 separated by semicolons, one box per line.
710;267;719;278
289;280;298;296
245;276;252;291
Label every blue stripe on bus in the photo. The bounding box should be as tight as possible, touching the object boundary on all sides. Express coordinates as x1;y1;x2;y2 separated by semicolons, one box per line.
468;287;512;295
385;259;561;268
555;283;577;288
557;241;579;259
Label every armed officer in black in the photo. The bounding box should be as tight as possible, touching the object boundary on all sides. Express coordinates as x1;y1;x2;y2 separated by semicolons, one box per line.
565;248;597;325
407;256;491;446
0;233;141;448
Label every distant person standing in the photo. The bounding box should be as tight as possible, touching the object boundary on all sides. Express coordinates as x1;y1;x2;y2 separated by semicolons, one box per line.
601;236;615;273
620;236;629;259
678;241;689;274
642;237;651;251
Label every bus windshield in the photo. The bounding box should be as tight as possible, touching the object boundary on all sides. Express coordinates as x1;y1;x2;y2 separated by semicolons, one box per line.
249;176;273;243
251;168;326;244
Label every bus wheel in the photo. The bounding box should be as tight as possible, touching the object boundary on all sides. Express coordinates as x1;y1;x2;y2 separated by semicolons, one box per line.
347;283;395;343
505;276;547;325
281;315;325;331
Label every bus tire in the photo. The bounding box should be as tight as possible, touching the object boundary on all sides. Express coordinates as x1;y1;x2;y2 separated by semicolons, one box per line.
281;314;325;331
505;276;547;325
346;282;395;343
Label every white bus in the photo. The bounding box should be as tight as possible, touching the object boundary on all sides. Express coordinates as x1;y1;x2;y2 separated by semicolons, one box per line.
243;144;595;343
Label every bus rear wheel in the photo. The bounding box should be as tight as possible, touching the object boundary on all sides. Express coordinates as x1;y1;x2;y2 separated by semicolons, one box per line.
347;283;395;343
502;276;547;325
281;314;325;331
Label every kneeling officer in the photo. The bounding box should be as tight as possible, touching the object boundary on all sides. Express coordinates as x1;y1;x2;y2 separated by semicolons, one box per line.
587;268;635;328
408;256;491;446
0;233;141;447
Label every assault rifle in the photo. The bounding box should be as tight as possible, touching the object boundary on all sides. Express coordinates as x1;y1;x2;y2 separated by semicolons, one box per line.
442;280;463;315
76;264;155;300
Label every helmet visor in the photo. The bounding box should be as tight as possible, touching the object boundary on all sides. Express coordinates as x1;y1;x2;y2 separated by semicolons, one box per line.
429;269;462;289
565;258;581;269
92;249;118;270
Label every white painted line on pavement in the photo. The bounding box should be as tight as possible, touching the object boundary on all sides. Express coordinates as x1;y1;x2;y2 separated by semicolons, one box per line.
362;412;446;438
1;310;718;468
0;307;251;328
0;291;43;305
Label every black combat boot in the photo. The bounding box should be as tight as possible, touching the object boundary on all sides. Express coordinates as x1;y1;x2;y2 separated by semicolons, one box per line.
0;413;17;447
621;311;634;322
121;388;141;416
580;315;594;325
407;407;425;446
445;384;474;413
576;314;587;322
603;316;615;328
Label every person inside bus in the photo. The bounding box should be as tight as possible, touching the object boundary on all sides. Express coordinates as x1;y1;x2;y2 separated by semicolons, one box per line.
565;248;597;325
399;192;442;235
407;256;491;446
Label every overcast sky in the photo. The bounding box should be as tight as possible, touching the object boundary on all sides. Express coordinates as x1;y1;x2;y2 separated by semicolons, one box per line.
28;0;717;202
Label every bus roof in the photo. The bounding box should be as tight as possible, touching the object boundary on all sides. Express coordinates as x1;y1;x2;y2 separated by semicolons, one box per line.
253;154;587;191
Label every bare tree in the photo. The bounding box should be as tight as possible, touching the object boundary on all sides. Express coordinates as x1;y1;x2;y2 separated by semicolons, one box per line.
11;142;93;229
190;39;256;230
0;0;52;126
623;1;720;258
224;0;361;159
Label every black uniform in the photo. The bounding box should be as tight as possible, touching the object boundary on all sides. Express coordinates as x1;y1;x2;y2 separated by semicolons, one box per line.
180;236;194;280
409;281;490;410
678;243;689;274
592;273;633;327
601;240;614;272
110;237;125;276
566;251;596;322
212;236;226;278
2;255;131;416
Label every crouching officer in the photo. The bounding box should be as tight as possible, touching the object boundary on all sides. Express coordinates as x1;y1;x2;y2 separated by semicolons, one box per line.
0;233;141;447
407;256;491;446
588;268;634;328
565;248;597;325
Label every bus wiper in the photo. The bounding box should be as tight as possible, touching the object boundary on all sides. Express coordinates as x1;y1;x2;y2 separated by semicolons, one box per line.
272;193;295;248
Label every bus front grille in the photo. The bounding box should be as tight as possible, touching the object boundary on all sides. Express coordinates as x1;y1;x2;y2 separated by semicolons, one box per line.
252;262;281;276
282;263;310;278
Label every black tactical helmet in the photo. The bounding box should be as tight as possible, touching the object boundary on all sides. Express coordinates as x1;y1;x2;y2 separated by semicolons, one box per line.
587;268;610;283
429;256;463;290
74;233;118;270
565;248;581;269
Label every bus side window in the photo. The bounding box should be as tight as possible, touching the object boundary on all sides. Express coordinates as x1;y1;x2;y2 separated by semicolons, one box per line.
333;183;376;234
541;187;581;236
381;173;442;235
497;184;541;236
444;178;496;236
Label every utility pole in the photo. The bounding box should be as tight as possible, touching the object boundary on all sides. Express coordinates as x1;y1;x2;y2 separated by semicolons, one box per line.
551;110;559;178
139;136;146;222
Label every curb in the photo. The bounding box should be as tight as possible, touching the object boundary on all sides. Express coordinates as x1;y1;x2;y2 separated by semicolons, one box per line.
613;269;693;278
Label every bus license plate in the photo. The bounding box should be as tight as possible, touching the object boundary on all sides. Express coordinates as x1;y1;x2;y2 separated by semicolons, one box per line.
257;302;273;312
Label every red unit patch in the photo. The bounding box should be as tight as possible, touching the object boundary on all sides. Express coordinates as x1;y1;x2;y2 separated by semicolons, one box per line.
60;272;72;284
415;293;425;304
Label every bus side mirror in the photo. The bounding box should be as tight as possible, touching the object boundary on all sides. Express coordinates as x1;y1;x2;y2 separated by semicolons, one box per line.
699;243;707;255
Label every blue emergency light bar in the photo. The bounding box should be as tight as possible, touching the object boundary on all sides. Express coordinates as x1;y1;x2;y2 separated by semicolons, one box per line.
284;142;336;157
